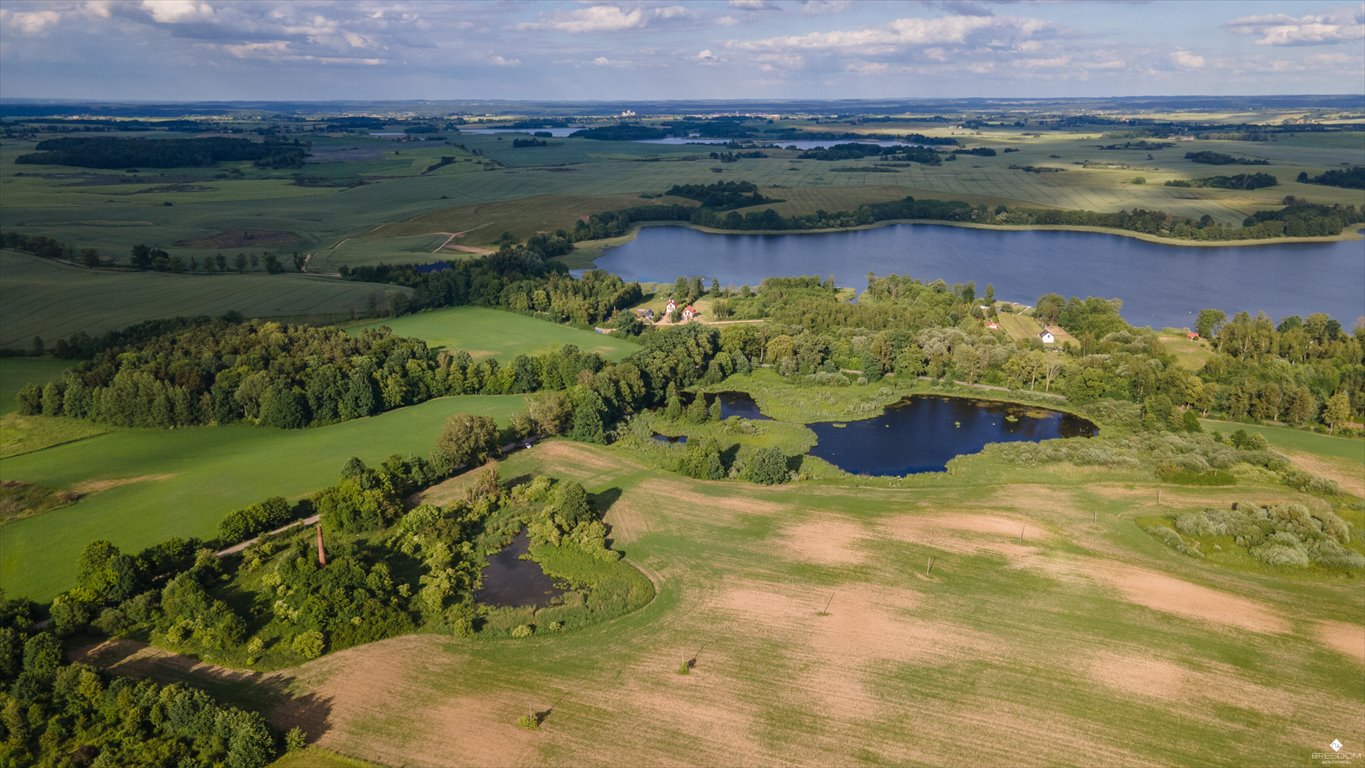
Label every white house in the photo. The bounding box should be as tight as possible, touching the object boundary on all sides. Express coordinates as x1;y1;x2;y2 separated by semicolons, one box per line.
664;298;678;318
1039;330;1056;344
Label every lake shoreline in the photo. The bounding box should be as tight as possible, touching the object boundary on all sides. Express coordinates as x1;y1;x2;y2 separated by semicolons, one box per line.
569;220;1365;265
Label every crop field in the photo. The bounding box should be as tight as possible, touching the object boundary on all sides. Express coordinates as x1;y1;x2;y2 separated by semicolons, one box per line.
0;394;528;601
343;307;639;361
0;250;408;349
86;436;1365;767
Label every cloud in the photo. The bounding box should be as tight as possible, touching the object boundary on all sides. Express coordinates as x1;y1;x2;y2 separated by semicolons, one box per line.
696;48;720;64
716;15;740;26
1;9;62;35
1171;49;1205;68
1227;7;1365;46
930;0;994;17
491;54;521;66
728;0;772;9
141;0;215;24
519;4;698;33
728;14;1049;54
801;1;851;14
222;39;383;65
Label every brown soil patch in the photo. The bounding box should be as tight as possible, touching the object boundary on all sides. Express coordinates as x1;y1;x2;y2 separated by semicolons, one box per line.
1316;620;1365;664
777;517;870;566
1282;450;1365;498
296;635;538;767
881;512;1051;559
1089;651;1187;699
535;440;644;477
176;229;301;249
712;581;997;724
982;485;1081;516
603;498;650;546
635;478;789;517
1087;563;1290;635
70;473;174;495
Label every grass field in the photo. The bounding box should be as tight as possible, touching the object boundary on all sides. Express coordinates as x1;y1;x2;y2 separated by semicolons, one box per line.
0;251;409;350
1158;330;1215;371
0;394;528;601
86;437;1365;767
0;357;74;414
343;307;639;361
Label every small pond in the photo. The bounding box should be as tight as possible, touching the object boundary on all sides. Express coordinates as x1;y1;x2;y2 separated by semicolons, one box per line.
708;391;771;421
475;528;564;608
807;395;1096;476
652;433;688;444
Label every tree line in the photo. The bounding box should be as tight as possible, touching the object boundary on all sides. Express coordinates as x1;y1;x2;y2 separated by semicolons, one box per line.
15;136;308;169
17;320;614;429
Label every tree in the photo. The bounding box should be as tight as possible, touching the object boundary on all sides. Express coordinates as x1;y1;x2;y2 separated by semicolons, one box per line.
1195;308;1226;339
685;394;709;424
663;383;683;420
436;413;500;472
744;447;789;485
75;540;137;604
569;390;607;444
1324;391;1352;432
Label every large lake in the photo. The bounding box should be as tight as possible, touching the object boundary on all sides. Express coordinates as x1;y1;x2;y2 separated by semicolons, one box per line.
592;224;1365;328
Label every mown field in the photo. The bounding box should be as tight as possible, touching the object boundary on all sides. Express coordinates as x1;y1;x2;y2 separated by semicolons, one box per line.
83;435;1365;767
343;306;639;361
0;394;528;601
0;250;408;349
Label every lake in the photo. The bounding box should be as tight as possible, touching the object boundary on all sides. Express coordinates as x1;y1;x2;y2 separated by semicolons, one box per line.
807;395;1097;476
475;528;564;608
591;224;1365;328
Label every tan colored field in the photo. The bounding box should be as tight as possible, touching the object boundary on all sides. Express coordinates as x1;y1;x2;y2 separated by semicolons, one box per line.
92;439;1365;767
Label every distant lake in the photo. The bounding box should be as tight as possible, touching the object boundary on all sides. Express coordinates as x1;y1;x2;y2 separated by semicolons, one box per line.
636;137;920;150
462;127;579;137
592;224;1365;328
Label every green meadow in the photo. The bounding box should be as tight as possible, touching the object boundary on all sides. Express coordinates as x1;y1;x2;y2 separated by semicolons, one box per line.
0;394;527;601
343;306;639;361
0;250;408;349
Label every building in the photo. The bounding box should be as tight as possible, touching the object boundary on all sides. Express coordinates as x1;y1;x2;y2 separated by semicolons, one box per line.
1039;330;1056;344
681;305;698;322
986;321;1000;330
664;298;677;318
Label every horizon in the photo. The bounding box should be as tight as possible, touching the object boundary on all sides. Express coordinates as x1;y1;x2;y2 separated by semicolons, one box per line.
2;1;1363;101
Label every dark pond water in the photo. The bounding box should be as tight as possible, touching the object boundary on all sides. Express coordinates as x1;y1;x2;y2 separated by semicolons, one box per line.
708;391;771;420
592;224;1365;328
807;395;1097;476
652;433;688;444
475;529;563;608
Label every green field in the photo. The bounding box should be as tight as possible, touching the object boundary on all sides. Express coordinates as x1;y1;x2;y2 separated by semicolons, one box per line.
1203;419;1365;462
0;250;408;350
99;437;1365;767
343;306;639;361
0;357;74;414
0;394;527;601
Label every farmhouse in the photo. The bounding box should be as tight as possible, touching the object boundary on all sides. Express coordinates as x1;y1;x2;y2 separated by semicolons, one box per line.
1039;330;1056;344
681;305;699;322
664;298;677;318
986;321;1000;330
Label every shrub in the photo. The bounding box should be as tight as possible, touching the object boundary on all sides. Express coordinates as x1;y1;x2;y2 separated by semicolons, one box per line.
292;630;325;659
517;714;540;730
511;624;535;638
285;727;308;752
744;447;790;485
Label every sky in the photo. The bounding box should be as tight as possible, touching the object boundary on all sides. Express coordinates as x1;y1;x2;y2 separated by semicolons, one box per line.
1;0;1363;101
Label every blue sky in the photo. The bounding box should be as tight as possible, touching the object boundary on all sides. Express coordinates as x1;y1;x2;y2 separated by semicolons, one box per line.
1;1;1363;101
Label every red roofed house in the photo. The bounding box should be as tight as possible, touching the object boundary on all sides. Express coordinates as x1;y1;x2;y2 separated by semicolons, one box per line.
681;304;699;322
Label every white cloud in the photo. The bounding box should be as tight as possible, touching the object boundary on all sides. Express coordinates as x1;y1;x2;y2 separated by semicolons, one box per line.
1227;7;1365;46
728;14;1049;54
844;61;889;74
1171;49;1205;68
141;0;215;24
491;54;521;66
1;9;61;35
716;15;740;26
696;48;720;64
518;5;645;33
1019;55;1070;69
83;1;112;19
728;0;772;9
222;39;382;65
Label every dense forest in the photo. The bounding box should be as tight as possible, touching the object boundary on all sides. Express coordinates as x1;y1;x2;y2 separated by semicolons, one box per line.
570;124;669;141
665;181;775;209
18;320;616;429
15;137;309;169
0;597;280;766
1298;166;1365;190
1184;151;1271;165
797;143;942;164
1166;172;1278;190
